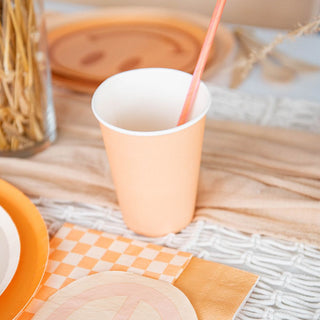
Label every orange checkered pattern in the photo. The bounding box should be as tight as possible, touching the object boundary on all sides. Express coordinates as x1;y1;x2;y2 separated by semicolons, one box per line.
19;223;192;319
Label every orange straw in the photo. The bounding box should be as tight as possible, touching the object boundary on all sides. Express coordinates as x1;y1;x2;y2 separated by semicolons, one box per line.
177;0;227;126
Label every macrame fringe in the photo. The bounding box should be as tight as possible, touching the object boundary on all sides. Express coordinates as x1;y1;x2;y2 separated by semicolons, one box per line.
207;85;320;133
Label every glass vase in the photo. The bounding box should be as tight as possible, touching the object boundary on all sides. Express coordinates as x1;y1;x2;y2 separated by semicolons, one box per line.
0;0;56;157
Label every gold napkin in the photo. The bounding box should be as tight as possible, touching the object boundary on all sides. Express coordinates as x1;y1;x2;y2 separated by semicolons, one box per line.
175;257;258;320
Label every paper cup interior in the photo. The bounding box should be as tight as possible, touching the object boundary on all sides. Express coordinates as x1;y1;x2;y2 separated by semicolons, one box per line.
92;68;211;135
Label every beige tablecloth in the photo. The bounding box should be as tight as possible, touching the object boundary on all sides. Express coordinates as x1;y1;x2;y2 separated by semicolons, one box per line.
1;89;319;246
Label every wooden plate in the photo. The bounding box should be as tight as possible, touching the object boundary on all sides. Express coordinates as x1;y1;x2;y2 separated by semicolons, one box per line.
47;7;235;94
33;271;198;319
0;179;49;320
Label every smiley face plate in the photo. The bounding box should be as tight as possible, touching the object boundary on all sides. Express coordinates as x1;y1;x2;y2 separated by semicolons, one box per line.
47;8;234;93
33;271;198;320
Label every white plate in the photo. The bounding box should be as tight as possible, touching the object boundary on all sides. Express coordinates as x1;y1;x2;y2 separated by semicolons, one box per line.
0;206;21;295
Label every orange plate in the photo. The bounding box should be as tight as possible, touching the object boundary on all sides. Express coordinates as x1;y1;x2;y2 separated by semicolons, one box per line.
47;7;234;94
0;179;49;320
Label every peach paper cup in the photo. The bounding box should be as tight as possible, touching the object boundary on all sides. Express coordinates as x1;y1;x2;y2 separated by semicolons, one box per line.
92;68;211;237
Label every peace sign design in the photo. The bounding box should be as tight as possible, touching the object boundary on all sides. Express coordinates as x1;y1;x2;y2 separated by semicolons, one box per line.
33;271;197;320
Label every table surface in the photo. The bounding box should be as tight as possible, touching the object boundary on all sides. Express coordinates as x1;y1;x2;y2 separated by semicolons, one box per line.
38;3;320;320
45;0;320;102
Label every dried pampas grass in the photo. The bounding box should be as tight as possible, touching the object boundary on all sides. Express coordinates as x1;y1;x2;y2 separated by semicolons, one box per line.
233;16;320;86
0;0;47;152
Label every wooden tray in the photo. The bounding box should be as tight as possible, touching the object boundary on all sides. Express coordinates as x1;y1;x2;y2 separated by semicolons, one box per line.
47;7;235;94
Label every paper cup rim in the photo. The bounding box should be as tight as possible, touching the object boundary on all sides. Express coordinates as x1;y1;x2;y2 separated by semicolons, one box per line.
91;68;211;137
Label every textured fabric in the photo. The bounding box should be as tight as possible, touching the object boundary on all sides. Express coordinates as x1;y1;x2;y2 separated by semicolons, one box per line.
1;88;319;246
197;119;320;245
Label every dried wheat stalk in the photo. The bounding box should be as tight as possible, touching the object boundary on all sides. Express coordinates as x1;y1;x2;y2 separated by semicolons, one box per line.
0;0;47;152
238;16;320;82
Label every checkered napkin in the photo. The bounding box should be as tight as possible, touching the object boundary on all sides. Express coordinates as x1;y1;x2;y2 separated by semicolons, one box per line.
19;223;193;319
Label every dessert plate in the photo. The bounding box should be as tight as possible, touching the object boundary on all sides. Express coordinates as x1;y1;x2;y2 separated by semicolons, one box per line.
33;271;198;319
0;206;20;296
0;179;49;320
